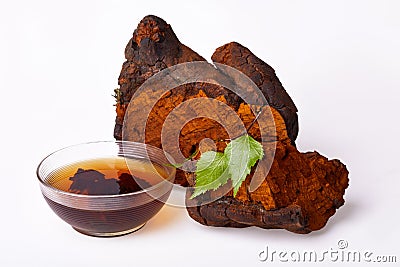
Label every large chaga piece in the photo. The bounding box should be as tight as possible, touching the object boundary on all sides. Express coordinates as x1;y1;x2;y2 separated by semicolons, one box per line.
185;42;348;233
186;107;348;233
115;15;349;233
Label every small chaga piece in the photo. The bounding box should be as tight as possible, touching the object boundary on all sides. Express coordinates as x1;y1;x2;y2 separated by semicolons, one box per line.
69;168;120;195
186;109;349;233
68;169;151;195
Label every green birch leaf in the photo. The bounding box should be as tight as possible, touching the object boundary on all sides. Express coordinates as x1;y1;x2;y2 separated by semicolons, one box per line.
191;134;263;198
191;151;229;199
225;134;264;196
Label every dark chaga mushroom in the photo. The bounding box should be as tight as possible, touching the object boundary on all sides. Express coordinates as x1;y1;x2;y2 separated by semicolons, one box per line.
115;15;349;233
68;169;151;195
69;168;120;195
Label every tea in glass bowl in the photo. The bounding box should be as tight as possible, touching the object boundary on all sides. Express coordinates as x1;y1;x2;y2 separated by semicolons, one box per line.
37;141;175;237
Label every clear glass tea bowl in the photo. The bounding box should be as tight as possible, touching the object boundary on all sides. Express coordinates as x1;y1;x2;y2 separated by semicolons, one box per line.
37;141;175;237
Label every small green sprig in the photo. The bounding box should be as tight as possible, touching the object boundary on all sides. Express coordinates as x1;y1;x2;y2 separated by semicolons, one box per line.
112;88;123;106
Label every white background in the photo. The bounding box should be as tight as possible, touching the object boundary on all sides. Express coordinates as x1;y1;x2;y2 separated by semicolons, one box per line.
1;0;399;266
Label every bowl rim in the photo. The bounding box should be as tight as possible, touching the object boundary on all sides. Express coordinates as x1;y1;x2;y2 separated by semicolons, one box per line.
36;140;176;199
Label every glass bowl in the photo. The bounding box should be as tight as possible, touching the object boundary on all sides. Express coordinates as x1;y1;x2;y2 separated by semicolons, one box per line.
37;141;175;237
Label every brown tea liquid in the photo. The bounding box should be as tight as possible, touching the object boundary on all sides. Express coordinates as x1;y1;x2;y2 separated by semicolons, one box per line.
47;157;168;195
43;157;171;236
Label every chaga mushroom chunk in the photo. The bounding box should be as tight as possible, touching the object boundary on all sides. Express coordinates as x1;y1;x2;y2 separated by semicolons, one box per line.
68;169;152;195
69;168;120;195
185;110;349;234
114;15;349;233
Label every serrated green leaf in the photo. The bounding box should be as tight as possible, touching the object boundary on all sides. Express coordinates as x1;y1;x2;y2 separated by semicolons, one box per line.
191;134;264;199
225;134;264;196
191;151;230;199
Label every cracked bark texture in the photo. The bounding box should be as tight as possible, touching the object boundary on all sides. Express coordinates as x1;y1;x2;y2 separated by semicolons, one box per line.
114;15;349;233
114;15;299;185
114;16;298;147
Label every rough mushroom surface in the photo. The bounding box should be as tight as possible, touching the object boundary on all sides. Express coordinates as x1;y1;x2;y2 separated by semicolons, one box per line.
115;15;349;233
